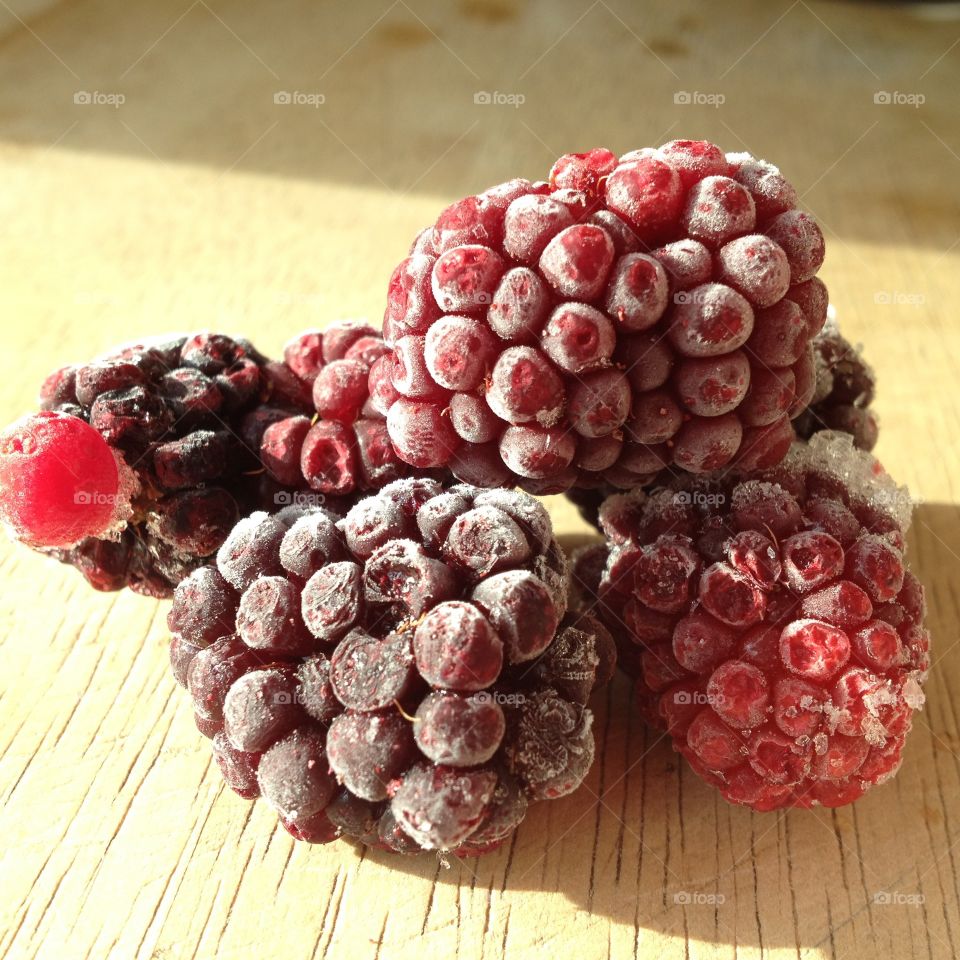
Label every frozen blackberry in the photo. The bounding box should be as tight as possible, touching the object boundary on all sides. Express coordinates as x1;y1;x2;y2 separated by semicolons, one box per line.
0;324;409;597
580;432;929;810
168;479;611;855
794;313;878;451
383;141;827;493
0;334;301;595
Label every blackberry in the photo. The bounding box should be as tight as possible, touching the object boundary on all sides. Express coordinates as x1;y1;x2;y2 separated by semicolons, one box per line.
795;313;878;451
0;324;411;597
168;479;611;854
578;432;929;810
383;141;827;493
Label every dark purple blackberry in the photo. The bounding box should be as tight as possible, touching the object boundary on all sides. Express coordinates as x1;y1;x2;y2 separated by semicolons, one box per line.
168;479;612;855
4;324;413;597
794;316;878;451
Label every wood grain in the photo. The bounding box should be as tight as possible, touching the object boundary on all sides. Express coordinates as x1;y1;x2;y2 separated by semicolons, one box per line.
0;1;958;957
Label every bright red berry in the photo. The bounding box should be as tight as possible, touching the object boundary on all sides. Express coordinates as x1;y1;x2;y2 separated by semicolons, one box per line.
0;411;127;547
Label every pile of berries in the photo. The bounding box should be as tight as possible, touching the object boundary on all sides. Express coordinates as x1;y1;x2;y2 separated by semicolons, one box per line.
0;324;409;596
168;480;614;853
0;139;930;851
383;141;827;493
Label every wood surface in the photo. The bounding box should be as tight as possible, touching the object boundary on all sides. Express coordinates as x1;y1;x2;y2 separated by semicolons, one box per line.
0;0;959;957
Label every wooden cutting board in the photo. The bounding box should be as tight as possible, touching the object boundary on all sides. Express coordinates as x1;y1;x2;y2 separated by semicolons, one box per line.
1;1;958;957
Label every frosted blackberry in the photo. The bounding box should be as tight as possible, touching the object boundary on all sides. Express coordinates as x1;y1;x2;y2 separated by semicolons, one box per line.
0;324;409;597
383;141;827;493
795;314;878;451
167;479;612;855
580;432;929;810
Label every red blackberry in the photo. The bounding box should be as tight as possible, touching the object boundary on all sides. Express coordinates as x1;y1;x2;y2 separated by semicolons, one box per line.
795;311;877;451
383;141;826;493
168;479;612;854
578;432;928;810
0;325;410;597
